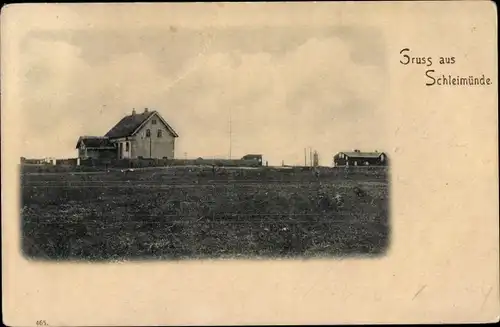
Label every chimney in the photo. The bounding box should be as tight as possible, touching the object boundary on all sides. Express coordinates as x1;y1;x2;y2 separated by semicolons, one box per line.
132;108;136;115
144;107;149;113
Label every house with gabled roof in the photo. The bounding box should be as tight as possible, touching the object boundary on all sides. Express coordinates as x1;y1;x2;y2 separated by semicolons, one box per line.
76;107;179;160
333;149;388;167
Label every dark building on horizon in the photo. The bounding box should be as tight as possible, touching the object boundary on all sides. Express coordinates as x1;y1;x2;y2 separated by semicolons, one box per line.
333;150;388;167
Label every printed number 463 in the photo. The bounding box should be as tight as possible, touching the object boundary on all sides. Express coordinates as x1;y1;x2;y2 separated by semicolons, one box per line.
36;320;48;326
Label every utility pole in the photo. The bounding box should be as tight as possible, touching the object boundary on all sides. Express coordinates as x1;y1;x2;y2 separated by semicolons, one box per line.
304;148;307;166
309;147;313;167
313;150;319;167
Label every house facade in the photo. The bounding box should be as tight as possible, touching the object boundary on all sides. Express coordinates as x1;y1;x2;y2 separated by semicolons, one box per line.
333;150;388;167
76;108;179;160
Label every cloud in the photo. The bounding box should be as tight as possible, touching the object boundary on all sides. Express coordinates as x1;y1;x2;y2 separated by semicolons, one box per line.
165;36;388;164
20;31;388;165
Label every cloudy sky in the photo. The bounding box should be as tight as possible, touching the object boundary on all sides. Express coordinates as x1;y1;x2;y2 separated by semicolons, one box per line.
20;24;389;165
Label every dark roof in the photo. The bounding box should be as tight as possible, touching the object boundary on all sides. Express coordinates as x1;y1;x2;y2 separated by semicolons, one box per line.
104;110;179;139
75;136;115;149
337;151;385;159
104;111;154;139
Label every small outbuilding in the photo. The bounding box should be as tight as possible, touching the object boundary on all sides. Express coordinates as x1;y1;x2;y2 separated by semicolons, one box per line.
76;108;179;160
241;154;263;166
333;150;388;167
75;136;116;160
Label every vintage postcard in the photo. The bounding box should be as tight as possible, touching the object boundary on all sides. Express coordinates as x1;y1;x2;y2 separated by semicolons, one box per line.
1;1;498;325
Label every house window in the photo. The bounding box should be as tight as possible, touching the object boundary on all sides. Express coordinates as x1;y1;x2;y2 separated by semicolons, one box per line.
125;142;129;152
157;129;162;138
152;119;157;125
146;129;151;137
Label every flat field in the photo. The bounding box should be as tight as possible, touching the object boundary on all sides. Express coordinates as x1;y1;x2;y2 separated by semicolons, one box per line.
21;165;390;261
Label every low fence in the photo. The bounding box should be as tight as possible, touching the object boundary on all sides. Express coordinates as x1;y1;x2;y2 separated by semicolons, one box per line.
20;164;101;174
20;161;388;180
78;158;263;169
20;156;262;172
282;165;388;176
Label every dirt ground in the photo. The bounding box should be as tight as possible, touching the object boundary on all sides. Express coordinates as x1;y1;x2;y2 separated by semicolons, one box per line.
20;166;390;261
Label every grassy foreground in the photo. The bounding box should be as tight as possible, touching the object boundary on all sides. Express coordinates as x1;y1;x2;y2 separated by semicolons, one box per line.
21;166;390;261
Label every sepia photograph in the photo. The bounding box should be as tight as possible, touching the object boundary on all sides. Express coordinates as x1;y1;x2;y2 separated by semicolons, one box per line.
19;20;390;261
